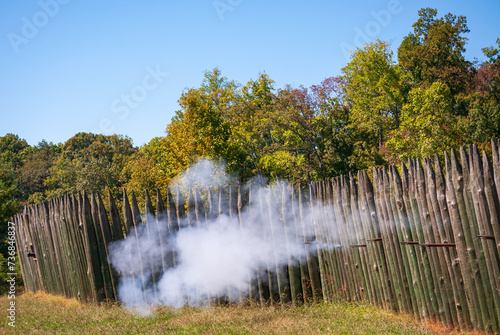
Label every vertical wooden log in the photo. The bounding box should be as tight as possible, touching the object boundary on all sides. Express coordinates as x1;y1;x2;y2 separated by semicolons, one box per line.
47;199;65;295
343;176;375;304
48;198;69;297
30;205;47;292
207;188;217;221
268;185;290;304
14;215;28;292
491;139;500;245
390;165;426;318
245;186;268;304
67;195;89;301
297;186;322;302
67;194;91;302
32;205;47;292
383;167;410;313
56;196;78;299
144;189;158;300
318;180;340;302
257;186;280;304
400;163;436;320
469;146;500;327
166;187;179;269
97;193;120;301
18;213;37;293
457;147;496;332
467;146;500;329
156;188;168;275
39;203;54;293
235;185;253;303
336;175;357;302
407;159;440;319
81;192;103;302
205;187;219;305
282;184;302;304
175;187;190;305
424;159;459;326
362;170;397;310
370;168;392;311
186;189;196;229
317;180;340;302
167;188;180;233
130;191;143;227
91;194;114;302
122;190;134;236
310;182;331;302
252;185;276;304
433;156;471;328
125;190;147;303
56;197;73;297
415;159;453;325
75;194;93;302
108;190;124;241
290;186;307;303
481;151;500;267
445;151;483;329
194;188;206;224
47;200;64;294
375;168;406;312
193;188;209;304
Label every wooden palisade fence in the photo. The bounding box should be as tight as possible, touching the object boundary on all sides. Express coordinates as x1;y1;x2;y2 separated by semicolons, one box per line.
12;142;500;332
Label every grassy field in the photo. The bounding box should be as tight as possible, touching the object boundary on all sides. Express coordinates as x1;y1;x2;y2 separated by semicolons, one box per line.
0;292;480;334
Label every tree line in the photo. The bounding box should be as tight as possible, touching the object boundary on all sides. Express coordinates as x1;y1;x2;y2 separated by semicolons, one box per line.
0;8;499;290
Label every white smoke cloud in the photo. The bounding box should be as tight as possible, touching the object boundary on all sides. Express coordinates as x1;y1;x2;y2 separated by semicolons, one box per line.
169;158;237;190
108;159;352;313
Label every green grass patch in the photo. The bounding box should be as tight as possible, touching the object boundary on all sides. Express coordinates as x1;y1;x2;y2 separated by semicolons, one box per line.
0;292;477;334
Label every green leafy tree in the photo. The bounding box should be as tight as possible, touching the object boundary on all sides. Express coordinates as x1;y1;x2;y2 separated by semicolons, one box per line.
0;167;20;237
482;38;500;65
227;73;276;179
465;94;500;144
45;133;136;199
264;77;353;182
398;8;472;96
341;40;404;169
0;134;29;170
462;38;500;145
124;137;174;197
126;68;242;193
17;140;61;202
387;81;467;160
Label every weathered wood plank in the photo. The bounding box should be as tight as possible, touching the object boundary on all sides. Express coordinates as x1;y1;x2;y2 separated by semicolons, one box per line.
414;159;452;324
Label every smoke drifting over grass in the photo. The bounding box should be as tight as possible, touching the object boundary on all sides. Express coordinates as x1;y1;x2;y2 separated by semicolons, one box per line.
108;159;340;313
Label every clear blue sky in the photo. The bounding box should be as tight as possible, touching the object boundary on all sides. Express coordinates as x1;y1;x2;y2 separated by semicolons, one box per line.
1;0;499;147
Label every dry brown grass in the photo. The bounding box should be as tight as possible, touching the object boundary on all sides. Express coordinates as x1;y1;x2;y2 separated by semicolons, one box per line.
0;292;484;334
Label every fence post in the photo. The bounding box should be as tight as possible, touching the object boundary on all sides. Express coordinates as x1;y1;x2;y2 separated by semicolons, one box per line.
468;146;500;329
400;163;437;319
415;158;454;325
390;165;426;318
